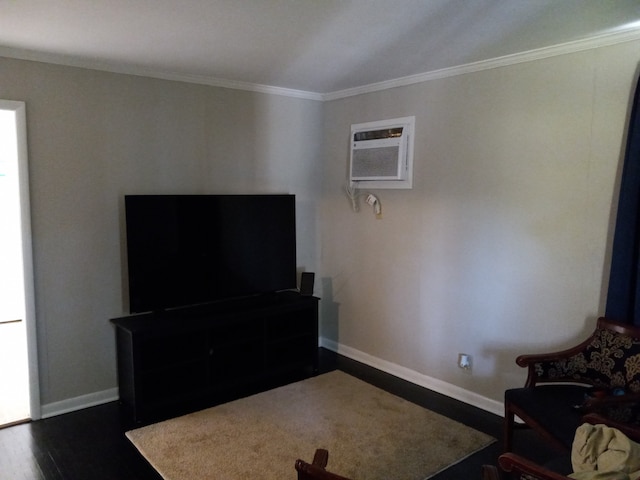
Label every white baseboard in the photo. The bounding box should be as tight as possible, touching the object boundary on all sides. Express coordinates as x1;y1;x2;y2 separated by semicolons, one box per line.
320;337;504;418
40;388;119;419
38;340;505;420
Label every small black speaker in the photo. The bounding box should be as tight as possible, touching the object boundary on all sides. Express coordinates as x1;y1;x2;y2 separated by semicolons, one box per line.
300;272;315;296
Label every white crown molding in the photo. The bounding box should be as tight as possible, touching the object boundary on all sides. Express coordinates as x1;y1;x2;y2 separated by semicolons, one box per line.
1;26;639;102
322;26;640;101
0;46;324;101
162;73;325;101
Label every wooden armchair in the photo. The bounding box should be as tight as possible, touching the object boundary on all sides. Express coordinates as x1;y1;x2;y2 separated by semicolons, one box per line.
485;413;640;480
482;453;569;480
295;449;353;480
504;317;640;453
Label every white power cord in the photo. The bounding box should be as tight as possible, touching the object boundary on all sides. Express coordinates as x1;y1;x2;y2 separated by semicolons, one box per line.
345;184;360;211
344;185;382;218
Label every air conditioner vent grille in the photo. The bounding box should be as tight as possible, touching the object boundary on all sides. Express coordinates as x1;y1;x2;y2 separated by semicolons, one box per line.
352;147;400;178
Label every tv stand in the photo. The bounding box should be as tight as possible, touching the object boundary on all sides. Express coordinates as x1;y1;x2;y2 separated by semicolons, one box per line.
111;291;319;424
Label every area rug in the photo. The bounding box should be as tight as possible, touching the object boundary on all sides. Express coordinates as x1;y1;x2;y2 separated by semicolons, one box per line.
126;370;494;480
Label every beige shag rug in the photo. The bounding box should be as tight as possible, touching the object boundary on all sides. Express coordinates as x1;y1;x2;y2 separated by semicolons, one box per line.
126;370;494;480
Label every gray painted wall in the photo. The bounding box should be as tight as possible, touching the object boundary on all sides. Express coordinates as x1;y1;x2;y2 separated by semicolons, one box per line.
320;40;640;409
0;57;323;408
1;36;639;413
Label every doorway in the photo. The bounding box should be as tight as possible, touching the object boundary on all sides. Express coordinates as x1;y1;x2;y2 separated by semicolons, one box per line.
0;100;39;426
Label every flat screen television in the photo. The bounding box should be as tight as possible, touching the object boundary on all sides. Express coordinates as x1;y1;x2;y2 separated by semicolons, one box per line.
124;194;297;313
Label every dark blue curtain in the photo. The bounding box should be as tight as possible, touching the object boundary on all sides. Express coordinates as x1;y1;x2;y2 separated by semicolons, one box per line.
606;73;640;326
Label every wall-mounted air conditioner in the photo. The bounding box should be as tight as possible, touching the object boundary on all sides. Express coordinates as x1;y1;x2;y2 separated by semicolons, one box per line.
349;116;415;189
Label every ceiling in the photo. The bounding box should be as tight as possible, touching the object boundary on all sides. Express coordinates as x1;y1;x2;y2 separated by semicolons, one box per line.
1;0;639;97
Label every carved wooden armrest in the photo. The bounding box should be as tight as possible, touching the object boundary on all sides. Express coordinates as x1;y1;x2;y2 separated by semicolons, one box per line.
516;340;594;388
515;318;640;388
516;349;587;368
580;392;640;411
498;453;570;480
582;412;640;442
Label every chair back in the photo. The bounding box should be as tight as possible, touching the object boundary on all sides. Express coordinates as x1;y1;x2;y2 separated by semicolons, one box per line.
530;318;640;392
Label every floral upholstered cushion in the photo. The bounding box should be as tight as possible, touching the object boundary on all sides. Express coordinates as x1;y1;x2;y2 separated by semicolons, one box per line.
533;327;640;393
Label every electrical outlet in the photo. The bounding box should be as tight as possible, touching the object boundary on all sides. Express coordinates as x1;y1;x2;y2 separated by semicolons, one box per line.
458;353;472;371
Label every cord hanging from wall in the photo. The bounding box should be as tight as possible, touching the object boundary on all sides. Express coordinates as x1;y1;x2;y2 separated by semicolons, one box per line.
345;185;382;219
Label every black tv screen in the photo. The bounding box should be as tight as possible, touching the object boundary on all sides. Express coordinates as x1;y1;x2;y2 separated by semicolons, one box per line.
125;194;297;313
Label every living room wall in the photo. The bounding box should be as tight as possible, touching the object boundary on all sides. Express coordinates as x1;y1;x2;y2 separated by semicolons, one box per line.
319;39;640;412
0;57;323;413
1;36;639;418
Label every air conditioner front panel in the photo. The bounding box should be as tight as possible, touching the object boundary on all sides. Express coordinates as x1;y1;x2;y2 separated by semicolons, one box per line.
351;146;402;180
348;116;415;189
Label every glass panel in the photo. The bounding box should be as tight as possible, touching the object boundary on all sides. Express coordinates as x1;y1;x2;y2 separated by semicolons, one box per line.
0;107;30;425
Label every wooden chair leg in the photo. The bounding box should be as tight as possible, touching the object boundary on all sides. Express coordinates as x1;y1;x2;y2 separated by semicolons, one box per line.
481;464;502;480
504;402;514;452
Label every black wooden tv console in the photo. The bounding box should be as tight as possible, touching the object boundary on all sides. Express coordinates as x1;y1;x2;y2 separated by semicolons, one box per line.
111;291;319;424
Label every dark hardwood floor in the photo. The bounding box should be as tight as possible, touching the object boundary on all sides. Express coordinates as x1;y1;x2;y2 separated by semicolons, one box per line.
0;348;556;479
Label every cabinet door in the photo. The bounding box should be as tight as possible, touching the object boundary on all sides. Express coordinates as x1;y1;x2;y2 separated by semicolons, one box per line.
209;318;263;386
266;307;316;340
138;331;209;402
265;307;317;370
268;334;317;369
